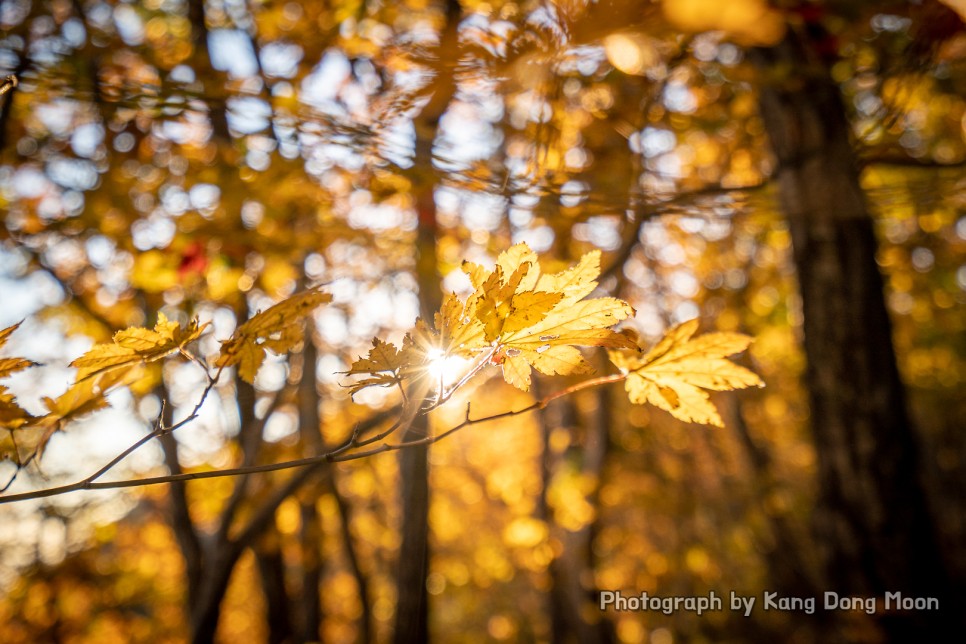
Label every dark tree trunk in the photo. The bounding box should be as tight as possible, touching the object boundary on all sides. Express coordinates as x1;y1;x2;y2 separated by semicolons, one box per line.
190;547;241;644
392;2;461;642
298;335;324;643
538;394;571;643
297;501;323;643
752;32;958;638
329;470;373;644
394;188;439;644
187;0;231;142
393;423;432;644
256;532;295;644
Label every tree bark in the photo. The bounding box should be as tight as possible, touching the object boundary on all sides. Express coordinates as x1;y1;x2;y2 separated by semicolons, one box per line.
752;32;958;638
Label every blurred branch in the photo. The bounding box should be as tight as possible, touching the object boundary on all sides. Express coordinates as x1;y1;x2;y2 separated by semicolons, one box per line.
600;181;768;284
0;360;222;501
30;255;116;333
213;374;273;543
0;75;16;98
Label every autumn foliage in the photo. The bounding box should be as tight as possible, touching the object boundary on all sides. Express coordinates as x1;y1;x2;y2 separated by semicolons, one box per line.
1;244;760;477
1;0;964;641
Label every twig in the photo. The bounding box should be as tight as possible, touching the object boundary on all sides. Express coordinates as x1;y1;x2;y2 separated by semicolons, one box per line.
0;372;627;503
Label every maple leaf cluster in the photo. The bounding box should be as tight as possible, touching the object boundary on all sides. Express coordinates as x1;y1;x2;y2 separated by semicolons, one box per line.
345;242;762;424
346;244;637;394
0;289;330;463
1;323;131;463
1;244;764;469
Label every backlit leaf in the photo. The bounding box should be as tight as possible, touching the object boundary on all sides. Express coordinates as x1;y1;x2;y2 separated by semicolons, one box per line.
344;244;636;395
434;293;487;357
0;323;19;347
71;313;208;380
0;387;33;431
610;319;763;427
3;369;134;462
0;358;36;380
465;244;636;391
218;288;332;384
344;338;406;395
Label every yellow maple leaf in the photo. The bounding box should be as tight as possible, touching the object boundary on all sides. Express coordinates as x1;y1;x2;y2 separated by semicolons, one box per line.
345;291;491;397
0;322;19;347
41;378;111;427
467;244;636;391
0;357;37;380
473;262;564;341
218;288;332;384
71;313;208;380
344;245;635;396
433;293;487;357
344;338;407;395
2;369;133;462
609;319;763;427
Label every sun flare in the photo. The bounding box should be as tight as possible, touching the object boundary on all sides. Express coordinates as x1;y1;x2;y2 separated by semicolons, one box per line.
424;348;471;389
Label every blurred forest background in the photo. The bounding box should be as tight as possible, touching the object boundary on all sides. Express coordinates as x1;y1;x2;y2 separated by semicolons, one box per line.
1;0;965;642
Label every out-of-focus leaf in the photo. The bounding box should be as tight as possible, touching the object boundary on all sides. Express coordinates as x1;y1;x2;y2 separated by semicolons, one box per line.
71;313;207;380
218;288;332;383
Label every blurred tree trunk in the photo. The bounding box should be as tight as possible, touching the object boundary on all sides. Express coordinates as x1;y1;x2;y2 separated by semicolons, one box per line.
329;469;373;644
393;134;442;644
297;333;324;643
255;530;294;644
187;0;231;142
752;30;957;637
538;386;615;644
392;2;460;642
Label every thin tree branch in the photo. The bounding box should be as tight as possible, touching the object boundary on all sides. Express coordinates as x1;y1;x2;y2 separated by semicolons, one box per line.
0;361;221;501
0;373;627;503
